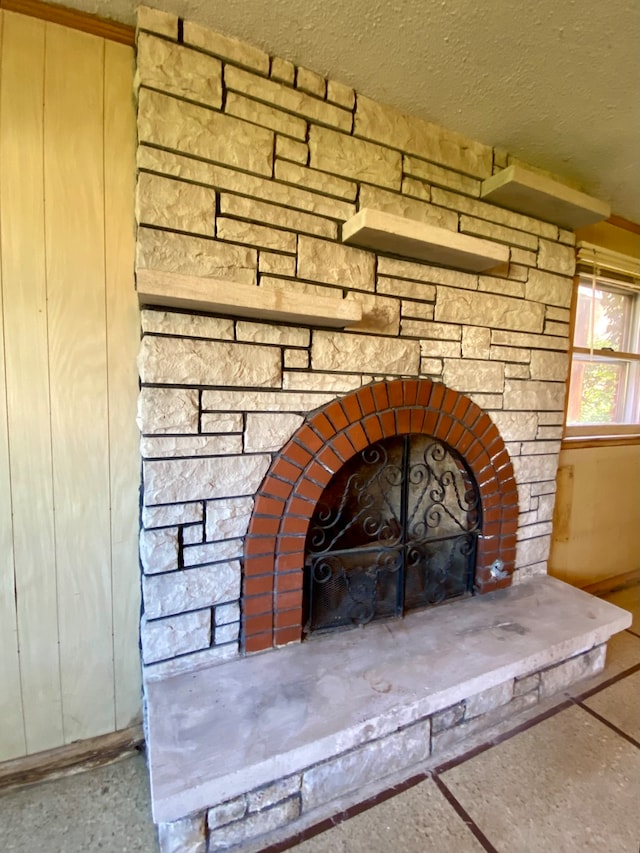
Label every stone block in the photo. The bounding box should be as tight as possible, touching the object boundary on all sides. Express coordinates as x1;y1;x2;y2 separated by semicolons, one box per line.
465;680;514;718
143;561;241;619
526;269;573;308
401;176;431;202
312;331;420;375
545;320;570;338
220;194;336;240
138;336;281;388
404;156;481;196
540;646;606;698
537;239;576;276
510;247;538;267
327;79;355;110
206;497;254;542
215;622;240;644
489;345;531;363
143;454;270;505
137;387;199;435
462;326;491;359
142;503;203;530
137;227;256;284
136;171;216;237
246;774;302;812
207;796;246;830
414;320;461;340
275;136;309;164
512;452;560;484
225;92;307;139
378;256;478;289
460;215;538;251
217;218;297;253
503;379;565;411
183;539;243;566
308;125;401;190
505;364;529;379
137;89;273;176
401;300;435;321
420;357;444;376
284;349;310;369
515;535;551;568
478;275;525;299
296;66;325;98
359;184;458;230
208;798;301;851
141;309;234;340
417;337;461;358
201;389;334;412
377;276;436;302
259;252;297;277
237;322;310;347
245;413;304;452
529;350;570;382
274;160;357;201
183;20;269;74
442;359;504;394
141;611;211;664
271;57;295;84
182;526;204;546
546;305;571;323
225;66;351;131
140;528;179;575
136;34;222;109
435;288;544;333
432;692;539;754
536;493;557;521
215;602;241;626
298;235;375;291
517;520;553;541
282;372;362;393
137;5;177;38
431;702;465;733
200;413;244;434
302;722;430;812
491;329;568;352
141;435;242;459
431;186;558;240
489;411;538;442
345;293;400;335
157;814;207;853
355;95;492;178
513;672;541;697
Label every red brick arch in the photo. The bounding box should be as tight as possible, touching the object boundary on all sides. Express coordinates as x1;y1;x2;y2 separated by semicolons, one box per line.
243;379;518;653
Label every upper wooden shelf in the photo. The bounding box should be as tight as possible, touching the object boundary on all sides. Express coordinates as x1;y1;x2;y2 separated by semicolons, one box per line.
480;165;611;230
136;269;362;328
342;209;509;272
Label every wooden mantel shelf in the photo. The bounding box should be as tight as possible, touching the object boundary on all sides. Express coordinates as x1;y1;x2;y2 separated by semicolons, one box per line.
480;165;611;230
342;209;509;272
136;269;362;328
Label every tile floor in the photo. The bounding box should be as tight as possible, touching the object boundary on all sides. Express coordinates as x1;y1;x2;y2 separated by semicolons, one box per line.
1;584;638;853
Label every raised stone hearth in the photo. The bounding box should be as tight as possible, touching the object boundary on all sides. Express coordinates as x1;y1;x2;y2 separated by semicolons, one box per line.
147;577;630;851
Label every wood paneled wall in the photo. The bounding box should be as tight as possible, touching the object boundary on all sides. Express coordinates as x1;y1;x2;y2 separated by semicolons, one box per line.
0;10;140;761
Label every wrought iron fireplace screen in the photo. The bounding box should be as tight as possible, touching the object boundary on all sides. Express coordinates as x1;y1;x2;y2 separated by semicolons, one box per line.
304;434;481;635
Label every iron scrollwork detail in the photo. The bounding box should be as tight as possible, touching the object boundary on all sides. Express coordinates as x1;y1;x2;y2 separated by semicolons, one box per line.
304;435;481;635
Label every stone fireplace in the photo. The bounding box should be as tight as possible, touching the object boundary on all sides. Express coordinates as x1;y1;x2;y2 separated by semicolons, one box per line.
133;7;630;851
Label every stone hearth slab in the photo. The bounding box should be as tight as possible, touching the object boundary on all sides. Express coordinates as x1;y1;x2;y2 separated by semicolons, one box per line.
146;575;630;824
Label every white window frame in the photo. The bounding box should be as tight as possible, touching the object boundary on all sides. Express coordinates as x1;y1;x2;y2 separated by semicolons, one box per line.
565;242;640;440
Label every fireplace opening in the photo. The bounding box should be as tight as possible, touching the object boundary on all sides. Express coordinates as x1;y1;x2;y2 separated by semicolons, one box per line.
304;434;481;636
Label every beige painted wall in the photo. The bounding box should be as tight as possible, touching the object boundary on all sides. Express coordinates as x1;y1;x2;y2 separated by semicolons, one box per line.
549;443;640;587
0;10;140;762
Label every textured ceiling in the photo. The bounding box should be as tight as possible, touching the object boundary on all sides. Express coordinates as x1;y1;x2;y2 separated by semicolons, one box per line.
49;0;640;223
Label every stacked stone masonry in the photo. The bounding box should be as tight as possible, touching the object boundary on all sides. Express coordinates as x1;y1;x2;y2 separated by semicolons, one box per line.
156;644;606;853
135;6;576;675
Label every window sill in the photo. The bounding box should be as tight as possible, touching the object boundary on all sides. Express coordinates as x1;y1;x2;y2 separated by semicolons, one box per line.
561;434;640;450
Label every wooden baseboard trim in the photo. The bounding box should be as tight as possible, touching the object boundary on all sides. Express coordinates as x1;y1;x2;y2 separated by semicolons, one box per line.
0;725;144;792
0;0;135;45
582;570;640;597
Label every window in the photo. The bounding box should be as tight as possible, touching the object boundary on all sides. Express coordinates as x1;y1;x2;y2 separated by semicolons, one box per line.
565;243;640;438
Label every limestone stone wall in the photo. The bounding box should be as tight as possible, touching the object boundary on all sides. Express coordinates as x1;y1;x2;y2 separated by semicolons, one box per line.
135;5;575;676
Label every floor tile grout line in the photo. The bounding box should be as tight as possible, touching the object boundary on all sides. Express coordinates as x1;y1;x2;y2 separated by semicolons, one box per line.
626;627;640;639
571;700;640;749
434;699;574;775
431;771;500;853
